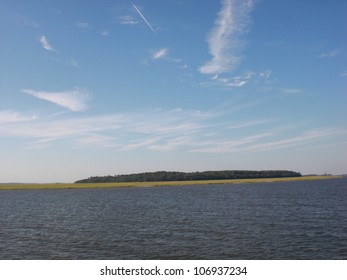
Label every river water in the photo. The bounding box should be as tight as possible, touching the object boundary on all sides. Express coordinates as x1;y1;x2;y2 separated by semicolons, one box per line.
0;178;346;259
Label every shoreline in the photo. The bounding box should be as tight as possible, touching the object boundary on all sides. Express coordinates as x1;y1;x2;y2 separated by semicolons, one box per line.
0;175;343;190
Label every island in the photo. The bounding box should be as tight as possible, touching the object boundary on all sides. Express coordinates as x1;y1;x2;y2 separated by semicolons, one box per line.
0;170;342;190
75;170;302;183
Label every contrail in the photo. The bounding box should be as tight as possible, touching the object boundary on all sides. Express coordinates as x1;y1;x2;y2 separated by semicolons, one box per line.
131;2;157;34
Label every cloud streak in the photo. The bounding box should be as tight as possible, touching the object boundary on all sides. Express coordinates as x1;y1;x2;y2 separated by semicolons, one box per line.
152;48;168;60
119;15;138;25
279;88;304;94
192;128;345;154
201;69;271;89
100;30;110;37
318;49;341;58
75;22;92;30
131;2;157;34
199;0;254;76
22;88;90;112
0;110;37;124
0;109;203;150
1;104;344;155
39;35;55;51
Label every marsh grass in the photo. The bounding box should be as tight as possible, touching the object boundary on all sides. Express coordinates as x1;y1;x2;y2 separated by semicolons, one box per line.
0;176;342;190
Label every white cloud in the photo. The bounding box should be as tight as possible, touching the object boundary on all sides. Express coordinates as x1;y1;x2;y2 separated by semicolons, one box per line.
100;30;110;37
148;136;193;152
69;59;79;68
0;109;203;149
192;128;345;154
119;15;138;25
279;88;304;94
240;129;342;153
1;105;344;155
205;70;257;88
259;70;272;79
148;48;186;67
227;119;274;129
152;48;168;60
199;0;254;75
21;88;90;112
318;49;341;58
73;134;118;149
39;35;55;51
0;114;122;142
0;110;37;124
76;22;92;30
340;70;347;77
25;22;39;28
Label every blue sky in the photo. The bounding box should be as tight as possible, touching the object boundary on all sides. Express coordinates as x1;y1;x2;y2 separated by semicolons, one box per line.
1;0;346;183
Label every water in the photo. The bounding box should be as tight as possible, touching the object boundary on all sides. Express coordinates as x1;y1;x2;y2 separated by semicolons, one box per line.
0;178;346;259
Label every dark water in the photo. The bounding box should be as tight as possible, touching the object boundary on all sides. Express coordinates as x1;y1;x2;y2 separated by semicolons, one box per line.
0;179;346;259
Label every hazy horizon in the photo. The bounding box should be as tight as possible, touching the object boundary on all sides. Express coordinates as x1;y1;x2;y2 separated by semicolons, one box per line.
1;0;346;183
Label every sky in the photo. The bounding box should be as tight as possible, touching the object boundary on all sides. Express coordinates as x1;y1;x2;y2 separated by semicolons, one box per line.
0;0;346;183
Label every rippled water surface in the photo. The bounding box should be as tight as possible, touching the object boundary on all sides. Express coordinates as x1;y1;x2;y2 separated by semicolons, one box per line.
1;179;346;259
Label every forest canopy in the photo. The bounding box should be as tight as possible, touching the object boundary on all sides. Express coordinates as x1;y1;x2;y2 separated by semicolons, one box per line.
75;170;302;183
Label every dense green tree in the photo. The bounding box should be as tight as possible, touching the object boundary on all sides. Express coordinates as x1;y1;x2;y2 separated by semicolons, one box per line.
75;170;302;183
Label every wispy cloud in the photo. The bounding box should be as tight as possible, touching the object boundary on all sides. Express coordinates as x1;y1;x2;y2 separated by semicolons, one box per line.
21;88;90;112
146;48;185;67
148;136;193;152
100;30;110;37
152;48;168;60
25;22;39;28
69;59;79;68
199;0;254;76
202;69;270;89
265;41;284;47
0;109;203;149
131;2;157;34
0;114;122;144
259;86;304;95
223;70;255;87
279;87;304;94
39;35;55;52
75;21;92;30
340;70;347;77
318;49;341;58
1;104;343;155
192;128;345;154
0;110;37;124
259;70;272;79
192;132;274;153
240;129;343;153
227;119;274;129
119;15;138;25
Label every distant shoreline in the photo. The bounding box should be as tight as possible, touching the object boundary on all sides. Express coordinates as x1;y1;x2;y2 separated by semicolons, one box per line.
0;175;343;190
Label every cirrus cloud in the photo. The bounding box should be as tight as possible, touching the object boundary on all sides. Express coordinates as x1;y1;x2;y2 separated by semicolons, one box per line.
152;48;168;60
119;15;139;25
0;110;37;124
0;105;345;155
39;35;55;52
318;49;341;58
21;88;90;112
199;0;254;76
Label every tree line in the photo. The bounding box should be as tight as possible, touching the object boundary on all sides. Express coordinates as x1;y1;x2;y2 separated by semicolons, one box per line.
75;170;302;183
